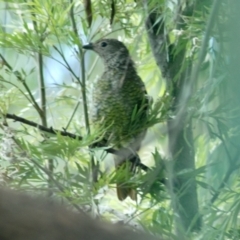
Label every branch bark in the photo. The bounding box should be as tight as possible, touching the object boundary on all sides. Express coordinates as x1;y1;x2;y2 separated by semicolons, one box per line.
145;5;201;232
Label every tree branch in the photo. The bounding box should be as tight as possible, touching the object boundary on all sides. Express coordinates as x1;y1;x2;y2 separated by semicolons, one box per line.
145;11;169;78
145;3;201;232
3;113;149;172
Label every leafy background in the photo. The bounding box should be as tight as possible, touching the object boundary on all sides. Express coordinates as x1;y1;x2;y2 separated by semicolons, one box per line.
0;0;239;239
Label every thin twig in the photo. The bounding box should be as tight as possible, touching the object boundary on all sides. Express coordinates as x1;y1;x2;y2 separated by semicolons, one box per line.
5;113;82;139
84;0;92;27
53;46;82;87
0;54;42;117
65;101;81;130
110;0;115;25
69;0;90;134
30;0;53;197
69;0;94;185
38;52;47;125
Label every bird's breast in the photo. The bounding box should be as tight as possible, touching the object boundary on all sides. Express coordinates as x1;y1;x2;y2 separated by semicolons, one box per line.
92;71;147;144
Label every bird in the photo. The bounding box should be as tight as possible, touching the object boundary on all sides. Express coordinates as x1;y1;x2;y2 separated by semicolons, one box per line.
83;39;149;201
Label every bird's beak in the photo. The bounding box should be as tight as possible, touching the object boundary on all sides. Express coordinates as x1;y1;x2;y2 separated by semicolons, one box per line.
82;43;94;50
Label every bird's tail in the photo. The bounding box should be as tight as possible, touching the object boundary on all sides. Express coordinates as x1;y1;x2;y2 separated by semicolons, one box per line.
114;153;140;201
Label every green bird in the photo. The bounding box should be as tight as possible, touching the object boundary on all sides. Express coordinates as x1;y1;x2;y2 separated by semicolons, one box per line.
83;39;148;201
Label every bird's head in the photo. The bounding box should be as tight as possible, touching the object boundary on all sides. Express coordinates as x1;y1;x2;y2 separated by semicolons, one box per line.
83;39;132;68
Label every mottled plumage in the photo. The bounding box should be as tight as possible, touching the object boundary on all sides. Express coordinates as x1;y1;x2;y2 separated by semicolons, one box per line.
83;39;148;200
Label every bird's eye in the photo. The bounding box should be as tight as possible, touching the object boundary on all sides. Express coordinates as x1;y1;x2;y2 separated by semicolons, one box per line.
101;42;108;47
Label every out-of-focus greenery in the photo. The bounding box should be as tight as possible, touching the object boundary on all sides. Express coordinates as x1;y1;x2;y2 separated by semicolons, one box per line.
0;0;239;239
